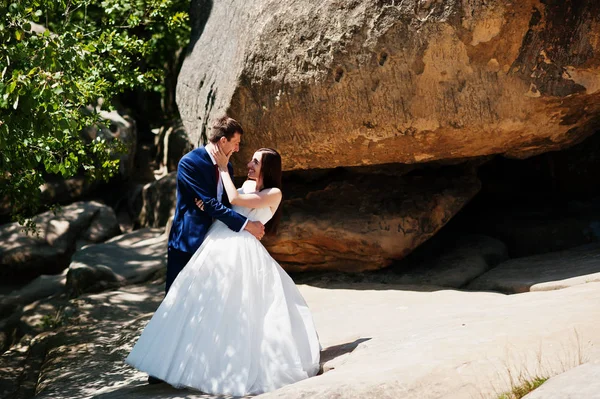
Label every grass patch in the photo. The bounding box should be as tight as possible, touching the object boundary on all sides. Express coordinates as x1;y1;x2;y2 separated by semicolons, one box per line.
497;376;548;399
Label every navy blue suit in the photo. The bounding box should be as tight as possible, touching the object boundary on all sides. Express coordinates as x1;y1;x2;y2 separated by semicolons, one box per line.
166;147;247;292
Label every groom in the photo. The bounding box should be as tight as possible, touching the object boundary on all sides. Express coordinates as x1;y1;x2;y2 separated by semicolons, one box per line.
165;116;265;293
149;116;264;385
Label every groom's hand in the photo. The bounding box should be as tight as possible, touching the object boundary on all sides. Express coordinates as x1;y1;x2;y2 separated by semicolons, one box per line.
245;221;265;240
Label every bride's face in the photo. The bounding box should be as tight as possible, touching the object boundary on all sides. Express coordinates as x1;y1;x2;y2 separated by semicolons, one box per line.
247;151;263;182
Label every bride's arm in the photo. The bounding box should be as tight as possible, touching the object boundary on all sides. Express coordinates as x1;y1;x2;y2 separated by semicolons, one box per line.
219;168;282;208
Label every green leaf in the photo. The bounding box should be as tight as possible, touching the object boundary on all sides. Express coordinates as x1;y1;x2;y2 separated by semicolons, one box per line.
0;0;190;230
7;81;16;94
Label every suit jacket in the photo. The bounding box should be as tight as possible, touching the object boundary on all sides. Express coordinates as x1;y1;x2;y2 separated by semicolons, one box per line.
168;147;247;253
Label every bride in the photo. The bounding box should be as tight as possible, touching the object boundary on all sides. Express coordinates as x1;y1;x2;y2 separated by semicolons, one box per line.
125;147;321;396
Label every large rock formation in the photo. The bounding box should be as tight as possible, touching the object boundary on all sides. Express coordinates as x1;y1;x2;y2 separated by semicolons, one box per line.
264;166;480;271
178;0;600;172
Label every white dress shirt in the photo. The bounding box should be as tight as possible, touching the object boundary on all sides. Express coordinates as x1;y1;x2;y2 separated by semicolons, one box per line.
207;150;224;203
207;150;249;231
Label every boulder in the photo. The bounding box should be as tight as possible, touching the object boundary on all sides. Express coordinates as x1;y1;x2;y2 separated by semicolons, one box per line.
0;274;66;320
39;177;94;209
65;228;167;296
0;202;121;280
154;121;193;175
391;234;509;288
136;173;177;229
81;107;137;178
474;211;600;258
264;167;480;272
79;205;121;247
467;243;600;294
178;0;600;173
118;163;479;272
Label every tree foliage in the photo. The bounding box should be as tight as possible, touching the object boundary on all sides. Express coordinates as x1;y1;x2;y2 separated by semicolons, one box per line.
0;0;189;229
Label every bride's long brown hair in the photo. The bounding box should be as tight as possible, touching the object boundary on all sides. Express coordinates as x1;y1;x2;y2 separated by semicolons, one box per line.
257;148;282;236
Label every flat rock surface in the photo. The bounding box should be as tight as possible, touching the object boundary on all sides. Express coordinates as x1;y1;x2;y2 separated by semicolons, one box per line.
388;234;508;288
66;228;167;294
467;243;600;293
522;360;600;399
15;281;600;399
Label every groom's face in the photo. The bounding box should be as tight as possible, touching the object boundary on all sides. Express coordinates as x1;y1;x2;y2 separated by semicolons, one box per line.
219;132;242;156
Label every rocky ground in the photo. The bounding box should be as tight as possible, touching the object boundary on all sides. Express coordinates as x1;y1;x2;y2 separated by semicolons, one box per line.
4;1;600;397
1;227;600;399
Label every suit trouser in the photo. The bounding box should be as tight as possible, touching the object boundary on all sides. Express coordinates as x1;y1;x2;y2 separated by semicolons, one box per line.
165;247;194;293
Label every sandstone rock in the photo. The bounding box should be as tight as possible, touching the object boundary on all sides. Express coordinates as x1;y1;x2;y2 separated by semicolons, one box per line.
264;168;480;272
2;176;94;224
65;228;167;296
288;233;508;289
40;177;94;208
467;243;600;293
0;228;167;361
128;164;480;272
154;121;193;175
10;281;600;399
509;131;600;198
0;285;164;399
81;107;137;178
392;234;508;288
476;212;599;258
80;206;121;247
136;173;177;229
452;139;600;258
0;274;66;320
178;0;600;174
522;360;600;399
0;293;72;355
66;264;121;297
260;283;600;399
0;202;121;280
0;332;52;398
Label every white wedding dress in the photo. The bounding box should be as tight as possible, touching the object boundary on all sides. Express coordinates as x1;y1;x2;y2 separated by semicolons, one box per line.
125;189;321;396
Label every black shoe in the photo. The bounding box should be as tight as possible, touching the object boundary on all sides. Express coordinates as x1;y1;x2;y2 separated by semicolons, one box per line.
147;375;164;385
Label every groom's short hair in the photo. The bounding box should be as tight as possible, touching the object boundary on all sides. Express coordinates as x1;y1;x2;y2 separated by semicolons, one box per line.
209;116;244;143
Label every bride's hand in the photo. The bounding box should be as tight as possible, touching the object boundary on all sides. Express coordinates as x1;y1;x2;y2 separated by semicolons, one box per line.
210;144;230;171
